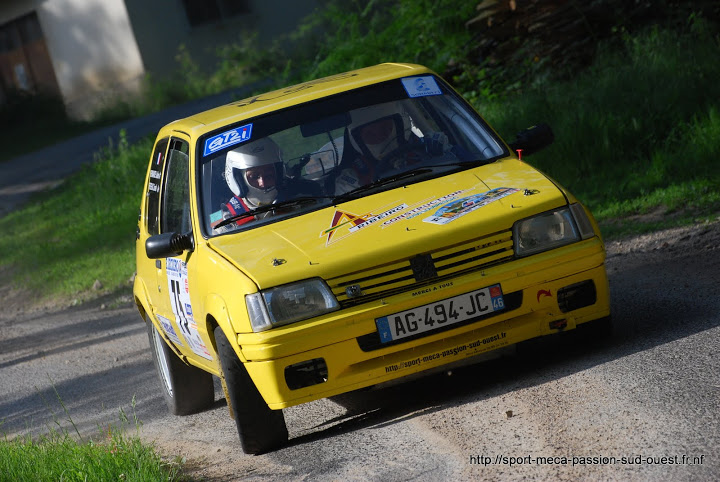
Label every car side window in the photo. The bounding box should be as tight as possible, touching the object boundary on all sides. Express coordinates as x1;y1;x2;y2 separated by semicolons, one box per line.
160;138;191;234
147;138;169;235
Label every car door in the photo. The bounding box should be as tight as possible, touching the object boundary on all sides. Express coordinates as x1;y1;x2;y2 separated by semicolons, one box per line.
152;135;214;365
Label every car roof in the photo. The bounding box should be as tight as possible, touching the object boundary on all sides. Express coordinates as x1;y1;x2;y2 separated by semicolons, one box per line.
161;63;433;137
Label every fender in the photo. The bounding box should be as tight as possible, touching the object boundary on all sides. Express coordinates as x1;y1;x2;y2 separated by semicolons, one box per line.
205;293;248;363
133;274;152;322
134;274;189;361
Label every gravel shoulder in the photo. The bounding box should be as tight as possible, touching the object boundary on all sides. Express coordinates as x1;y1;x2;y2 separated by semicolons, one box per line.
1;219;718;481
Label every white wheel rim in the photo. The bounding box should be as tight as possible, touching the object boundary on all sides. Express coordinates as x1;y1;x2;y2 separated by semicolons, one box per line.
152;324;174;398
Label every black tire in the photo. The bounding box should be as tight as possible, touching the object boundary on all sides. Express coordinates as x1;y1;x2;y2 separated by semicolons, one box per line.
214;326;288;454
147;320;215;415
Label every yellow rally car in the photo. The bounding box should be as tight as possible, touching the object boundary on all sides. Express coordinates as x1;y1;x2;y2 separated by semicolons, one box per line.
134;63;610;454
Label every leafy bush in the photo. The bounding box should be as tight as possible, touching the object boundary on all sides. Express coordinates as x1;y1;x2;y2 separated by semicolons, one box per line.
293;0;476;79
480;17;720;217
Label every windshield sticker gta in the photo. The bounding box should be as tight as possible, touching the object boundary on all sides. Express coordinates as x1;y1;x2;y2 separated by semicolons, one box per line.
156;314;183;347
203;123;253;157
424;187;519;225
402;76;442;98
166;258;213;360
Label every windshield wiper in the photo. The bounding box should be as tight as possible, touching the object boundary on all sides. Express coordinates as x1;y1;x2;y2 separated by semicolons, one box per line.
333;168;434;203
214;196;328;229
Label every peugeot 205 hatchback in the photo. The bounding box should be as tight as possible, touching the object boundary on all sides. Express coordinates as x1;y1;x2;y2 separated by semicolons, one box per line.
134;63;610;454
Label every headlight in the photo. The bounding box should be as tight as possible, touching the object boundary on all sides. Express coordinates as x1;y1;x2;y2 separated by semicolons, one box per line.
246;278;340;332
514;205;595;257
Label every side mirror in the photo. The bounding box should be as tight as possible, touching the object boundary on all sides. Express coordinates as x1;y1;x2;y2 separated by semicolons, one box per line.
145;232;194;259
508;123;554;157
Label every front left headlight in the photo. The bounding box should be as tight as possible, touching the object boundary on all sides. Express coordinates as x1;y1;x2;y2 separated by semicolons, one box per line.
246;278;340;332
514;204;596;257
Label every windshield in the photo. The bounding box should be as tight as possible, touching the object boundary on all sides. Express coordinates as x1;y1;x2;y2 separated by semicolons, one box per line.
198;75;506;236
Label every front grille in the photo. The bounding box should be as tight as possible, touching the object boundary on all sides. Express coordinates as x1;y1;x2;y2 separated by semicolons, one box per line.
327;229;514;308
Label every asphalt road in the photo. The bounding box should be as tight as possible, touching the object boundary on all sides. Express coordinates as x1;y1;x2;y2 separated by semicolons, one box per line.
1;221;718;481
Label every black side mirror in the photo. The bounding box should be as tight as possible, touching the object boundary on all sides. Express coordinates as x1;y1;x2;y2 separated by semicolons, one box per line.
145;232;194;259
508;123;554;157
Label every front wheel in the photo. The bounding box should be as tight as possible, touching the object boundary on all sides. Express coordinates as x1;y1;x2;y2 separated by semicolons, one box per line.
214;326;288;454
147;321;215;415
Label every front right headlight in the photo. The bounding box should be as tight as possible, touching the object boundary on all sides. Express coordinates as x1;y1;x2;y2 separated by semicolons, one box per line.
514;205;595;257
246;278;340;332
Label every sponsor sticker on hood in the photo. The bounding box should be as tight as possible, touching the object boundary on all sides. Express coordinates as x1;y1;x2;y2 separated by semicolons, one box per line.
424;188;519;225
320;186;520;245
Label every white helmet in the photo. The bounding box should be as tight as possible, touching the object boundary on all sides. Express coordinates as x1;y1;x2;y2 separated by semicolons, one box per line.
225;138;283;206
348;102;410;163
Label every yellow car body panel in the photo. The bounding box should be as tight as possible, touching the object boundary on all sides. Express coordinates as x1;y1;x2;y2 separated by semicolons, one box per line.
135;62;610;415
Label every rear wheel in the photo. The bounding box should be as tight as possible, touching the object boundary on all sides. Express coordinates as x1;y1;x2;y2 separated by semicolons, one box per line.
214;326;288;454
147;321;215;415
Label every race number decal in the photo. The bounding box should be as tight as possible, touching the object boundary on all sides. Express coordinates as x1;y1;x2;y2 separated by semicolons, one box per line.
156;314;183;347
166;259;213;360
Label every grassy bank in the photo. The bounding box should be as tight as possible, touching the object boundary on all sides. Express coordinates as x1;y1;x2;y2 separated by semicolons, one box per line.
0;23;718;304
0;430;183;482
481;22;720;237
0;132;151;302
0;400;185;482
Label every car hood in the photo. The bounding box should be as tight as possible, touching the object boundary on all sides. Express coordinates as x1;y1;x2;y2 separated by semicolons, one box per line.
206;158;567;289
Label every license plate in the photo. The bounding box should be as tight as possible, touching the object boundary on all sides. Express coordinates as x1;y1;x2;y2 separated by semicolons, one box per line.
376;284;504;343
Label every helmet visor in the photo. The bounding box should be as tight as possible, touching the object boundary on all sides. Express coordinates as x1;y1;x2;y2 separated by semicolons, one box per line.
358;117;395;145
244;164;277;190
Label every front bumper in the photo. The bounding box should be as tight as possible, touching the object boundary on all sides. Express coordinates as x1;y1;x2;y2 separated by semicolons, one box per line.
237;238;610;409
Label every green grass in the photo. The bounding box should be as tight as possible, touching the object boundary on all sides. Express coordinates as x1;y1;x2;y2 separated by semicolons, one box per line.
0;131;151;301
0;395;186;482
0;21;718;304
0;430;183;482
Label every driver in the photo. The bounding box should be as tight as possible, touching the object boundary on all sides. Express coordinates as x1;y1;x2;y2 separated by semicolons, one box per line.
350;108;404;165
334;104;408;194
221;137;285;226
219;137;324;229
335;103;450;194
